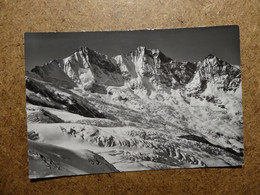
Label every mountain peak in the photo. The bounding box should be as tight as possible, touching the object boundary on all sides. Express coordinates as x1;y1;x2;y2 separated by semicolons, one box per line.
76;46;88;54
202;54;233;68
134;46;160;55
197;53;241;91
136;46;146;51
127;46;147;56
205;54;217;59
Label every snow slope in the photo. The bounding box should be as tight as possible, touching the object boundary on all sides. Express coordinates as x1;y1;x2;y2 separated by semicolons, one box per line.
28;140;118;179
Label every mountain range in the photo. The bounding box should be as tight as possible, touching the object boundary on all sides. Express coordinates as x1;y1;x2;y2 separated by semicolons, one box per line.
27;46;241;94
25;46;243;179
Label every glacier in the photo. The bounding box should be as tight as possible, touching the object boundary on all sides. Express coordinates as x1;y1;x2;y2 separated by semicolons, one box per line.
25;46;243;179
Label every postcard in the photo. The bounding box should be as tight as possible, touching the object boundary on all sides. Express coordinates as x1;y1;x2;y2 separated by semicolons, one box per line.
25;25;243;179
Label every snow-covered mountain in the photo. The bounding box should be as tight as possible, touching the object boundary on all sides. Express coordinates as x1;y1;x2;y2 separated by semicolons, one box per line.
28;46;241;98
25;46;243;179
30;47;124;90
112;46;198;97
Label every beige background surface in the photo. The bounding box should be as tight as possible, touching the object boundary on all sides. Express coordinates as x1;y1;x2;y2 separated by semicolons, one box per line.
0;0;259;194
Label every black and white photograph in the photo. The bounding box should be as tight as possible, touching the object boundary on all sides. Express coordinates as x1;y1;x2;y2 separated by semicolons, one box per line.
24;26;244;179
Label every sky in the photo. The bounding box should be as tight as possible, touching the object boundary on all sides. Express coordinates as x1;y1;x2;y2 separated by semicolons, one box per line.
25;25;240;71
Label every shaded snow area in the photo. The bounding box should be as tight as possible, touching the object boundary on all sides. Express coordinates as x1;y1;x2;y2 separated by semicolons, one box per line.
25;46;243;179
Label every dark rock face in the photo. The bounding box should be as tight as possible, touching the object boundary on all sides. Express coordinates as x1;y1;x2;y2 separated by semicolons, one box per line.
31;61;77;89
27;109;65;123
143;48;172;64
179;135;243;157
83;47;121;73
26;77;105;118
161;61;198;85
